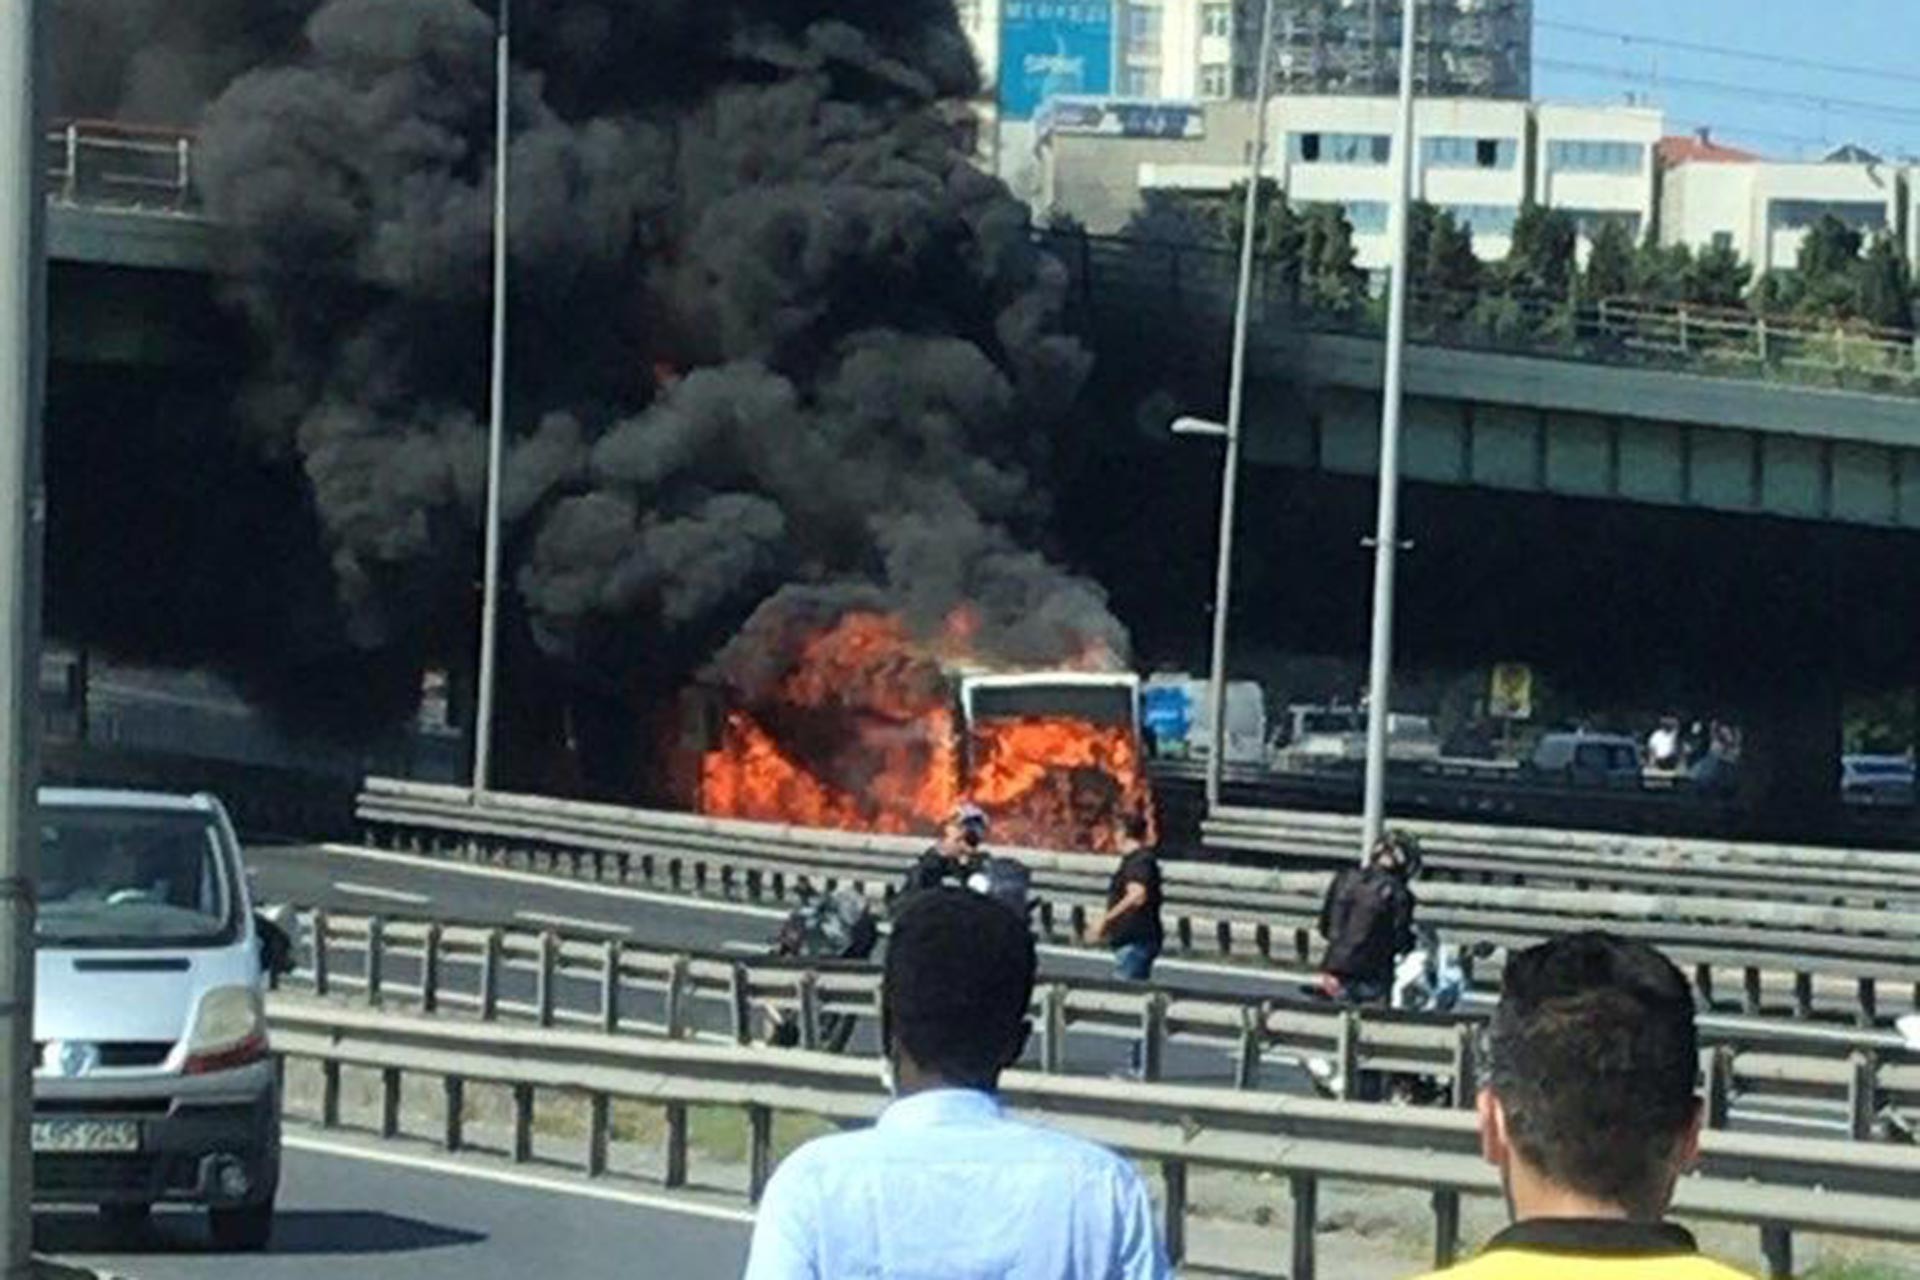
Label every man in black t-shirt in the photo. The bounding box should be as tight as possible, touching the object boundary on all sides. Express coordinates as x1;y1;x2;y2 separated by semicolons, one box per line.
1092;814;1163;981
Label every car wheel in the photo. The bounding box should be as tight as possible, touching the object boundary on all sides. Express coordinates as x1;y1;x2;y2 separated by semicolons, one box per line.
208;1199;274;1252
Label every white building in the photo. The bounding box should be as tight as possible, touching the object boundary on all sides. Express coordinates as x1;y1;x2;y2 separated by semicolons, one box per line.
1660;145;1910;277
1532;103;1663;253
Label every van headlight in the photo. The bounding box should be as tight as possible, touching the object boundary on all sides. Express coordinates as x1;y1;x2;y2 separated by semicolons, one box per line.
183;986;268;1075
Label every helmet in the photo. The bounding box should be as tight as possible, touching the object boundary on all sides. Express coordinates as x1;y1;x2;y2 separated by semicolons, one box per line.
1373;831;1423;880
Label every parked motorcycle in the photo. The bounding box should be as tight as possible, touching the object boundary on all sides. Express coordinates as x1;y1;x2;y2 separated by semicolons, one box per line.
1302;925;1471;1105
762;887;879;1053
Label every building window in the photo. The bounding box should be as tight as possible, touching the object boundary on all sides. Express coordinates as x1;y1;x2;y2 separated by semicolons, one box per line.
1563;209;1643;241
1121;65;1158;98
1290;131;1391;165
1126;3;1163;54
1202;2;1232;37
1767;199;1887;232
1443;203;1518;236
1199;62;1230;99
1546;140;1646;174
1421;135;1515;170
1338;201;1390;234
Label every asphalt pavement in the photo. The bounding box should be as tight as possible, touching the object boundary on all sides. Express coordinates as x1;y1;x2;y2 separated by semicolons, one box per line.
39;1133;753;1280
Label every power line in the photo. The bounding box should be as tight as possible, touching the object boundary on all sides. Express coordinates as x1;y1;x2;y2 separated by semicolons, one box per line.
1536;57;1920;129
1537;18;1920;88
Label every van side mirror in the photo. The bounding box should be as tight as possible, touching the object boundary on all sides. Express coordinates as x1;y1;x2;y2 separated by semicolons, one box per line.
255;914;295;982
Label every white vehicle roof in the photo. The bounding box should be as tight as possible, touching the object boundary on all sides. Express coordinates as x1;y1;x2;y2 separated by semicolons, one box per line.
959;672;1140;690
38;787;223;814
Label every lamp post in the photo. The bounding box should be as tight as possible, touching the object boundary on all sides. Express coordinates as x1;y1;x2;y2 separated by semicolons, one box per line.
472;0;510;798
1357;0;1421;859
1175;0;1278;813
0;0;41;1272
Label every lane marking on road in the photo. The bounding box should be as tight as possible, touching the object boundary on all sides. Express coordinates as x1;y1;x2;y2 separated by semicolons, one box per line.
283;1131;757;1224
332;880;431;906
514;909;631;936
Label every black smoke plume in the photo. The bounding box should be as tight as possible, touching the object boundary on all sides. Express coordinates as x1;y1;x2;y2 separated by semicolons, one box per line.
63;0;1122;792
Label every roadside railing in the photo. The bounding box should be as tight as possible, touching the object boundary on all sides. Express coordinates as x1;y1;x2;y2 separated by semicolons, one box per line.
267;996;1920;1279
276;906;1920;1144
46;119;196;213
354;779;1920;1024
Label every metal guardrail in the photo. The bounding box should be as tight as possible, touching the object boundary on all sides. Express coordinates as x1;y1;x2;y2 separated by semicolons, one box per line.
45;120;195;213
355;779;1920;1024
277;907;1920;1143
1203;805;1920;905
1052;230;1920;395
266;996;1920;1278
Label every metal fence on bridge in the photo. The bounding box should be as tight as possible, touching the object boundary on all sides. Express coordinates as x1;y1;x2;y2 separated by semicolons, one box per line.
46;119;195;214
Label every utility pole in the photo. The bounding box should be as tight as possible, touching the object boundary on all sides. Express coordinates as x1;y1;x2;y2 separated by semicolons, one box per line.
472;0;510;798
1199;0;1279;812
1358;0;1419;859
0;0;44;1272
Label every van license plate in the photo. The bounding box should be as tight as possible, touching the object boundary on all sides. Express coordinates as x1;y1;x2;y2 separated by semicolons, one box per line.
31;1120;139;1153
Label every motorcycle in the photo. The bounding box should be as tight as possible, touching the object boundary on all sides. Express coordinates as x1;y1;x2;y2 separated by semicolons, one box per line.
762;886;879;1054
1302;924;1470;1105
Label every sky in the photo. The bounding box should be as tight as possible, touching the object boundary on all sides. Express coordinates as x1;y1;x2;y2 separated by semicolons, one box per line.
1533;0;1920;161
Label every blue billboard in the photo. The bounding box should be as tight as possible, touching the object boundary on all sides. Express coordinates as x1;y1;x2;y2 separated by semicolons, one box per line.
998;1;1114;123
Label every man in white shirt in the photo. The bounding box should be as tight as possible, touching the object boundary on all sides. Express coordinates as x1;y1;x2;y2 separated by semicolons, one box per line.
743;887;1171;1280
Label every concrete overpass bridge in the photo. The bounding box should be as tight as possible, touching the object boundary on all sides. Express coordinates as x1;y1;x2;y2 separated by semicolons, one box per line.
41;125;1920;838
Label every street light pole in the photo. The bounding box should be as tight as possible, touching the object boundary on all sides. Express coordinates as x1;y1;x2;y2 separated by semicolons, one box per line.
0;0;42;1273
1202;0;1279;812
1358;0;1421;859
472;0;510;798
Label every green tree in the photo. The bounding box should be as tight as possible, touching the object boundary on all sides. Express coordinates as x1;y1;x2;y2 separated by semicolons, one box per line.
1218;179;1304;266
1795;214;1866;317
1122;188;1218;247
1581;219;1634;300
1298;202;1366;313
1423;207;1481;296
1855;233;1914;330
1506;203;1578;298
1629;232;1692;305
1687;241;1752;309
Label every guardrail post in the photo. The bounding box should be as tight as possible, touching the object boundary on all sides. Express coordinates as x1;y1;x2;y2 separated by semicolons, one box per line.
444;1077;465;1152
745;868;763;902
796;971;822;1051
321;1059;341;1128
311;910;330;996
1289;1174;1319;1280
536;931;558;1028
421;923;442;1014
747;1105;774;1203
1792;972;1813;1019
601;940;623;1034
1847;1050;1877;1141
1704;1046;1732;1129
728;961;752;1044
1694;964;1715;1010
1855;978;1877;1026
665;955;691;1040
1255;922;1271;961
1139;991;1167;1083
380;1067;402;1139
174;136;191;208
1741;966;1762;1016
62;123;78;202
665;1103;690;1188
1161;1160;1188;1266
1234;1002;1264;1090
1069;903;1087;941
1335;1008;1361;1102
1215;919;1232;955
1760;1224;1792;1280
1040;983;1067;1074
1431;1191;1461;1270
1756;314;1770;363
1449;1023;1478;1109
1037;899;1056;939
366;916;386;1008
1175;915;1194;954
587;1093;610;1177
512;1084;535;1163
1677;306;1690;355
480;929;502;1022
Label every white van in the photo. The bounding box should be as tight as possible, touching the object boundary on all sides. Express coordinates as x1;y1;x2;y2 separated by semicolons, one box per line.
33;788;289;1249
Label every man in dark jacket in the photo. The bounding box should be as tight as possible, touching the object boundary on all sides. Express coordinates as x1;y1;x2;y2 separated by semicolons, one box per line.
902;803;989;898
1317;831;1418;1003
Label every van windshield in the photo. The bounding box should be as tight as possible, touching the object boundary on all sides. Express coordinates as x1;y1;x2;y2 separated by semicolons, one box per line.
36;808;234;947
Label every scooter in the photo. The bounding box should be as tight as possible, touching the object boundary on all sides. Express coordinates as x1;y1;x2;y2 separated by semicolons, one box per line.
1302;925;1469;1104
762;886;879;1053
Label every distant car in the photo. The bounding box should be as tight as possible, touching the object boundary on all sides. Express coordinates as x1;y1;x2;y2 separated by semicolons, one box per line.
1841;755;1915;808
34;788;291;1250
1527;732;1643;789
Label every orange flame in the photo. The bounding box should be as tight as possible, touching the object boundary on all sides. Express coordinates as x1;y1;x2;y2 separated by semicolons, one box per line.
697;610;1150;852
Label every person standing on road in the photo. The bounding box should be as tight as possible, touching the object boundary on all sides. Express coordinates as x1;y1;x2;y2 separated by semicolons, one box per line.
1316;831;1418;1004
901;803;989;899
1413;932;1749;1280
745;889;1171;1280
1092;813;1163;982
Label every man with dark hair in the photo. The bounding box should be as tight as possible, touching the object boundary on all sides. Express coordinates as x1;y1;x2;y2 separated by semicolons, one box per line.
744;890;1169;1280
1417;932;1748;1279
1092;812;1163;980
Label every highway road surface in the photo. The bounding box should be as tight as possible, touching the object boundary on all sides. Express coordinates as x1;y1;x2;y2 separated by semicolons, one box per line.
40;1131;753;1279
